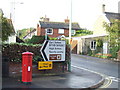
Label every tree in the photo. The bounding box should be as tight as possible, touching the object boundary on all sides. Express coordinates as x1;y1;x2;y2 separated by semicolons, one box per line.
17;27;34;40
2;17;14;41
103;19;120;58
103;20;120;47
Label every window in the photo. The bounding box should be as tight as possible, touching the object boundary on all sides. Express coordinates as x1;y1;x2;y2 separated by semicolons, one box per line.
58;29;64;34
71;30;76;35
90;40;96;50
46;28;53;35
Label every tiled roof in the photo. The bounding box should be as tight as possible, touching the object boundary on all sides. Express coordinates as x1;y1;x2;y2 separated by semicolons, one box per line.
105;12;120;21
39;21;81;30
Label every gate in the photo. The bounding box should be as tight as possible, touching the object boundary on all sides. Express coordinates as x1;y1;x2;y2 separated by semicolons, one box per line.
71;40;78;54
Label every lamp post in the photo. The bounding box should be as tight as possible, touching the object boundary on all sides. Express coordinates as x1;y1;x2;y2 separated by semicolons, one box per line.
68;0;72;72
69;0;72;44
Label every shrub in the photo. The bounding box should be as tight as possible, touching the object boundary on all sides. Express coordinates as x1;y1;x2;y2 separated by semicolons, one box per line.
95;53;112;59
110;46;119;58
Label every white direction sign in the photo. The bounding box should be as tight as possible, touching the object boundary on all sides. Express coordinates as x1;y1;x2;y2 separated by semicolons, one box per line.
40;40;66;61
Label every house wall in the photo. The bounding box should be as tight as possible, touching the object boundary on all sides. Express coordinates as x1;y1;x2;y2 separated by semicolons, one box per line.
78;38;82;54
79;36;108;54
82;38;92;54
38;27;69;38
93;15;108;35
5;34;16;43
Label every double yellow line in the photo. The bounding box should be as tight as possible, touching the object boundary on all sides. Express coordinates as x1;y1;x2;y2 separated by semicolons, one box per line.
100;77;112;88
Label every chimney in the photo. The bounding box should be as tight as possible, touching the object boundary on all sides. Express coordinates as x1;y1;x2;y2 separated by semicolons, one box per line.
43;15;49;22
102;4;106;13
40;15;50;22
64;16;69;23
118;1;120;13
43;18;49;22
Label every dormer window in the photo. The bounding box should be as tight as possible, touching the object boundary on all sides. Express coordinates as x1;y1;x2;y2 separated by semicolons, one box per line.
46;28;53;35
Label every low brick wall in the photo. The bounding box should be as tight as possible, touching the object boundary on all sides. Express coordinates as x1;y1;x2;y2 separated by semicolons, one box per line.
9;62;67;77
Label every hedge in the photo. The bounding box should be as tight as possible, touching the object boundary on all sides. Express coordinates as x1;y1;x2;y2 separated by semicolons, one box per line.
2;42;70;63
2;43;42;63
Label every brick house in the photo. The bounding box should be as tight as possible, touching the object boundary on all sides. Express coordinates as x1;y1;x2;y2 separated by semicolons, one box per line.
37;17;81;38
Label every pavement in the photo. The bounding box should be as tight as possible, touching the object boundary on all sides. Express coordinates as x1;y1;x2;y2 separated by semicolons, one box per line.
2;65;105;90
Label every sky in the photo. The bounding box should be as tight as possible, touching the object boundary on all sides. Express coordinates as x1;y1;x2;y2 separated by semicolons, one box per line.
0;0;119;31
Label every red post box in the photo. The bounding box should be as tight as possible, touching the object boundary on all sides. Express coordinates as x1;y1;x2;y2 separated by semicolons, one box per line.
22;52;33;83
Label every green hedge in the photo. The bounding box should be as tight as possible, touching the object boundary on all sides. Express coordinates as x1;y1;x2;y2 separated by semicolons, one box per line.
2;42;70;63
2;43;42;63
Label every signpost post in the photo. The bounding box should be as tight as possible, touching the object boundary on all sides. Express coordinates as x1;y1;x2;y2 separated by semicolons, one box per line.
40;40;66;62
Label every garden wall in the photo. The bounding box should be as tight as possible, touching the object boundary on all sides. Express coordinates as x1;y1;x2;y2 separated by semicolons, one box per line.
2;43;70;77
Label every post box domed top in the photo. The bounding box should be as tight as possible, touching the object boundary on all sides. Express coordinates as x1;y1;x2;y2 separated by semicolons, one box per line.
22;52;33;55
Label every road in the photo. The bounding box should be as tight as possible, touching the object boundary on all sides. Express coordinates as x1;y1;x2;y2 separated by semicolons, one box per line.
71;54;120;89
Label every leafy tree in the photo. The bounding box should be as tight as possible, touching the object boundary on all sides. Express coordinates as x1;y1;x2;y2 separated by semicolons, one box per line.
2;17;14;41
103;19;120;58
103;20;120;47
17;27;34;40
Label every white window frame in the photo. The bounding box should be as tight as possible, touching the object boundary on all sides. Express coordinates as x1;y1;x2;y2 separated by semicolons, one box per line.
90;40;96;50
45;28;53;35
71;30;76;35
58;29;64;34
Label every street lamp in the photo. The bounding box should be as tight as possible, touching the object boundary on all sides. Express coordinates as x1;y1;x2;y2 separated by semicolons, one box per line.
69;0;72;44
68;0;72;72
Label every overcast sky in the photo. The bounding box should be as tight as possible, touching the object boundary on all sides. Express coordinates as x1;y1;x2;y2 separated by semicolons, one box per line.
0;0;119;30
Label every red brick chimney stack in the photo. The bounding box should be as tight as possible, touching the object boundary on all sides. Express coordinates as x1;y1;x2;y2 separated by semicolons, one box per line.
65;16;69;23
43;15;49;22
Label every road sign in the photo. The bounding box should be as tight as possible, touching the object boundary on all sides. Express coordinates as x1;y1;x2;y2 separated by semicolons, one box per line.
40;40;66;61
38;61;53;70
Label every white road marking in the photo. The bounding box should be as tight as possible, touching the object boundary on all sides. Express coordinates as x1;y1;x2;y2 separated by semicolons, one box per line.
108;76;120;82
71;65;114;88
72;65;119;82
71;65;105;77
